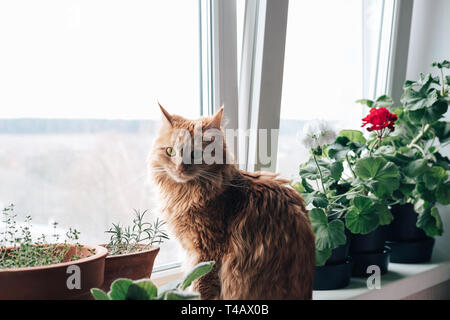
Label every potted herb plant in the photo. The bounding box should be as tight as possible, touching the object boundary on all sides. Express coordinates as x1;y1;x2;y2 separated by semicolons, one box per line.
358;61;450;263
91;261;214;300
0;204;107;300
101;209;169;291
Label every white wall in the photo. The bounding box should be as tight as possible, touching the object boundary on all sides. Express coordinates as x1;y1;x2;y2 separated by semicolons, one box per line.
406;0;450;260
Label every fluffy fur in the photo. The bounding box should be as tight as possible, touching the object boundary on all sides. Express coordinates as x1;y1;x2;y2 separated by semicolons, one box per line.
149;105;315;300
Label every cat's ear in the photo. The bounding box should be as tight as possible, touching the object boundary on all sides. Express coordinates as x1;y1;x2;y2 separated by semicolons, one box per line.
207;106;224;129
158;102;173;127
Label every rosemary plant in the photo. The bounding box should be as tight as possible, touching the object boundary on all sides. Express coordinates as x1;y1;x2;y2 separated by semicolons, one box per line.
105;209;169;256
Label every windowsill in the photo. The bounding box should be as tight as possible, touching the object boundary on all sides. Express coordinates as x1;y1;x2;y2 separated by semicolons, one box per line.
150;258;450;299
151;265;185;287
313;257;450;300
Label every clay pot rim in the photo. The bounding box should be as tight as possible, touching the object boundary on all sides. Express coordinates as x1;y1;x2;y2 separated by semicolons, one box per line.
0;244;108;273
101;244;160;260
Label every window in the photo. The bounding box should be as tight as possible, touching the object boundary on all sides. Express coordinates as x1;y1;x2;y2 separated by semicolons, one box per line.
0;0;202;267
277;0;395;180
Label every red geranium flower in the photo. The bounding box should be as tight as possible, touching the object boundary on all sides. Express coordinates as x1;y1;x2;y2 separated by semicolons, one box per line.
361;107;398;134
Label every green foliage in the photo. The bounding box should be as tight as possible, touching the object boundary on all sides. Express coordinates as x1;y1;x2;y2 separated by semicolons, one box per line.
356;95;394;109
315;249;332;267
91;261;215;300
0;204;89;269
105;209;169;256
295;60;450;262
368;60;449;236
309;208;346;252
353;157;399;198
416;207;443;237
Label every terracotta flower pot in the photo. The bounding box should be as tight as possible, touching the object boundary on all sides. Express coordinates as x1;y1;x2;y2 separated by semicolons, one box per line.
0;244;108;300
101;245;160;291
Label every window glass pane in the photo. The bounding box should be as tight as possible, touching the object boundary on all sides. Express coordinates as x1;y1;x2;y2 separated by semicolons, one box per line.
0;0;200;266
278;0;382;180
236;0;245;83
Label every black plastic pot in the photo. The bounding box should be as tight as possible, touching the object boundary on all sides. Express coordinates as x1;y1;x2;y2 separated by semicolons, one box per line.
390;204;427;241
388;237;435;263
326;228;351;265
351;246;391;277
313;258;353;290
350;226;388;254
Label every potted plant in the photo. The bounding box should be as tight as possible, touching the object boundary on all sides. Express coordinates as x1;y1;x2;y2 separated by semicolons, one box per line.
296;116;398;287
0;204;107;300
294;121;352;290
101;209;169;291
358;61;450;263
91;261;214;300
336;101;399;276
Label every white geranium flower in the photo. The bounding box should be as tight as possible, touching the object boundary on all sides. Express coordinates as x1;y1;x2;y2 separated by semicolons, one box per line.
297;120;337;150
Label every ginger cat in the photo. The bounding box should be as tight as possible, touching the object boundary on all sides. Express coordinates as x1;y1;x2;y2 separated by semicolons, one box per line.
149;104;315;299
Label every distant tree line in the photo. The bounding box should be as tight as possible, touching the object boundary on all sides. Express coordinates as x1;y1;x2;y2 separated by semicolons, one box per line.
0;119;157;134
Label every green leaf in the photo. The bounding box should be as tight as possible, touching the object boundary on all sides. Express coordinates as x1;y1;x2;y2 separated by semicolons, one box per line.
292;181;305;194
309;208;346;250
300;158;344;182
328;136;365;161
315;249;332;267
373;95;394;108
338;130;367;144
423;167;448;190
181;261;215;290
408;101;448;125
330;161;344;181
356;99;374;108
91;288;111;300
417;183;436;203
375;203;394;226
436;182;450;205
417;207;443;237
126;284;150;300
432;60;450;69
301;178;315;193
305;192;329;208
299;161;320;180
398;183;415;197
433;121;450;144
345;196;380;234
354;157;399;198
405;159;428;177
108;279;133;300
133;280;158;299
165;290;200;300
156;279;183;299
401;74;440;111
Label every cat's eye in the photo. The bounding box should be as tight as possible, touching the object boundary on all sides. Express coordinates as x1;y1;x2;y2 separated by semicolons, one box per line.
166;147;176;157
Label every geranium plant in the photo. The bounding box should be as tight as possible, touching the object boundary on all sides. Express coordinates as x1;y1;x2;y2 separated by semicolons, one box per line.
357;61;450;237
295;106;400;266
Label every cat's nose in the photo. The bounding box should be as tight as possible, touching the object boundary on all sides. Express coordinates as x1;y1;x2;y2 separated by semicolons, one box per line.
177;166;185;174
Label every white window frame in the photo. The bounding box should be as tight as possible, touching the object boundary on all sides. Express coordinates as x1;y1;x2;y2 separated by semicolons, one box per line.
238;0;289;172
153;0;415;281
363;0;414;101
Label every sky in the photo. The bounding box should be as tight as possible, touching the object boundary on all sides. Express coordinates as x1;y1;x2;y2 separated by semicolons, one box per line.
0;0;374;124
0;0;200;120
